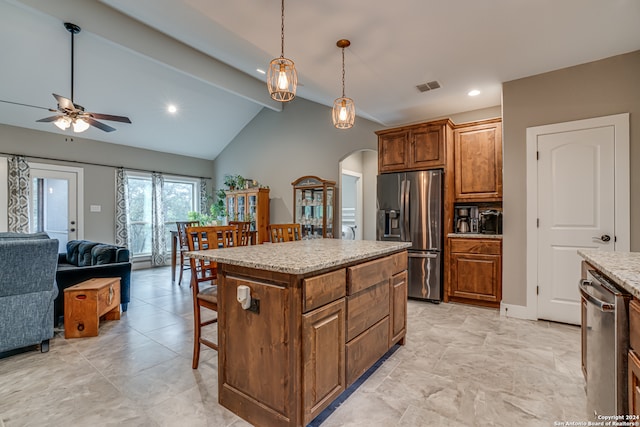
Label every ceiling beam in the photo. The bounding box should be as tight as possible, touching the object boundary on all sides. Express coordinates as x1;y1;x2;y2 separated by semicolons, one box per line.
13;0;282;112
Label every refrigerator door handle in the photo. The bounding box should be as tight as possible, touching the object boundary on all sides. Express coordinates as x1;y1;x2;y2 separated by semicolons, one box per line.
399;179;406;241
403;179;411;241
408;253;438;259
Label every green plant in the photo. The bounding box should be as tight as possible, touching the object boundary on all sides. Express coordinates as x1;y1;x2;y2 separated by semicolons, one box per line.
223;174;237;190
236;175;246;190
187;189;227;225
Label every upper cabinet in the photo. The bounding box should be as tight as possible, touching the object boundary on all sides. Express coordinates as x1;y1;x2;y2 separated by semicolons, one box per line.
453;119;502;202
376;119;452;173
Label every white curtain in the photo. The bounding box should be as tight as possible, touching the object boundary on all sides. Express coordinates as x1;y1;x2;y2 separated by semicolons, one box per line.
7;156;30;232
115;168;130;249
151;172;166;266
200;178;208;214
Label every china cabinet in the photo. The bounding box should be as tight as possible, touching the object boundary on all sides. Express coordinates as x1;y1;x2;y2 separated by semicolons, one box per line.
292;176;336;238
225;188;270;244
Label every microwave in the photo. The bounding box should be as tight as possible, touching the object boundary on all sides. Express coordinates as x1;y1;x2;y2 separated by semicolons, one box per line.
479;210;502;234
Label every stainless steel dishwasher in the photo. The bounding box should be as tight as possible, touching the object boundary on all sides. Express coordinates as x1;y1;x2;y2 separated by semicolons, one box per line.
580;269;632;418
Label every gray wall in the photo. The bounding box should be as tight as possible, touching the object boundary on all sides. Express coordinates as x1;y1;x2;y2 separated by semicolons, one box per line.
339;149;378;240
0;123;214;243
502;50;640;306
212;97;380;225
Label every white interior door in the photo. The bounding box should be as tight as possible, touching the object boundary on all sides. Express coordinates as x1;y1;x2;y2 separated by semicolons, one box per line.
341;170;363;240
29;163;83;252
534;117;624;324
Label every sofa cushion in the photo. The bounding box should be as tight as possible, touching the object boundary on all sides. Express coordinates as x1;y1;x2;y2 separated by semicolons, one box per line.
77;241;99;267
66;240;83;265
91;244;118;265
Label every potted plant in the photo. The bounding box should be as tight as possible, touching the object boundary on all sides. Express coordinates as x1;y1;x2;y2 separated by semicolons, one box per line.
224;174;237;191
236;175;246;190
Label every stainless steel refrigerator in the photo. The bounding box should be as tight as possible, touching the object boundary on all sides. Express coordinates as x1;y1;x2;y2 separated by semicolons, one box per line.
376;170;443;302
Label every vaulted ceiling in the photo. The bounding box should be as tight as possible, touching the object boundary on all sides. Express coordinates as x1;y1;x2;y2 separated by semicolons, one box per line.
1;0;639;160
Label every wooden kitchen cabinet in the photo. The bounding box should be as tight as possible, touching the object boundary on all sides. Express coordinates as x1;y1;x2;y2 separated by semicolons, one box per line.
377;119;452;173
629;299;640;415
454;119;502;201
448;237;502;308
390;270;408;346
302;298;345;423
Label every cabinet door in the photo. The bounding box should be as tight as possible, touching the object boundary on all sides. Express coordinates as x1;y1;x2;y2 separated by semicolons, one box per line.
378;130;408;173
409;124;445;169
303;298;345;425
449;252;501;304
390;270;408;346
454;121;502;201
629;351;640;416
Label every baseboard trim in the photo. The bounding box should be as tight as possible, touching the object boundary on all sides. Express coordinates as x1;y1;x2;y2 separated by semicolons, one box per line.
500;302;537;320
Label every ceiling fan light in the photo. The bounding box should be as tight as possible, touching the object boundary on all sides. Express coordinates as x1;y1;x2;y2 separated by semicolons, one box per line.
332;97;355;129
72;118;90;133
54;116;71;130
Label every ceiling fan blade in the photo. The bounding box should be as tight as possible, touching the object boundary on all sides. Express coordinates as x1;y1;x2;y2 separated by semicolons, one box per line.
86;117;116;132
88;113;132;124
0;99;56;111
36;115;62;123
53;93;75;111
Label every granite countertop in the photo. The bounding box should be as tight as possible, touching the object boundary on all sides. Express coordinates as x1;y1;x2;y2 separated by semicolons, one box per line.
185;239;412;275
578;250;640;297
447;233;503;239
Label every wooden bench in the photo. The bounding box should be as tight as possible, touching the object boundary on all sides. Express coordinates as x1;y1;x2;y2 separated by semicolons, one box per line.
64;277;121;339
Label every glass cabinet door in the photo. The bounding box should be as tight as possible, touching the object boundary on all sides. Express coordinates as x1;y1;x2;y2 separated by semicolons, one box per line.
226;196;236;222
248;193;257;230
236;195;246;221
292;176;336;239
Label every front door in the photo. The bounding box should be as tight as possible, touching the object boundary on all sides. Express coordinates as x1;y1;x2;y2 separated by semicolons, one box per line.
29;163;83;252
531;114;628;324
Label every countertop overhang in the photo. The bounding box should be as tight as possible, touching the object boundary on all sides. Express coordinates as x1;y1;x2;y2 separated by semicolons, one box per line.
185;239;412;275
578;250;640;297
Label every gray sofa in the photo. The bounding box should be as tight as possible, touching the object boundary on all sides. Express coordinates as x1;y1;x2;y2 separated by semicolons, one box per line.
0;232;59;355
55;240;132;326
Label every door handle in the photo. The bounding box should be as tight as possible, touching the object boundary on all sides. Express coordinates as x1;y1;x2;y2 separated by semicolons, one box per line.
408;253;438;259
592;234;611;242
579;279;614;312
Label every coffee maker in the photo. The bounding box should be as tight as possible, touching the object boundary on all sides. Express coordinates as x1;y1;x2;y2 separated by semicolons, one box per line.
455;206;478;233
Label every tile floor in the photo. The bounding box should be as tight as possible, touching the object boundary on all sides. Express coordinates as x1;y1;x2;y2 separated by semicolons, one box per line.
0;266;586;426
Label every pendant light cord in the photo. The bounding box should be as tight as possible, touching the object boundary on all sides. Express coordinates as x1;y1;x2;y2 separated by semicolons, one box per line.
341;47;346;98
280;0;285;58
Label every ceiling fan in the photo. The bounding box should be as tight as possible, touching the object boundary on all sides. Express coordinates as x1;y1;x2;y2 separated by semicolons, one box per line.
0;22;131;133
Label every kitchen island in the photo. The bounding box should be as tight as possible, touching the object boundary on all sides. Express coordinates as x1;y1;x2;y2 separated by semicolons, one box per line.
188;239;411;427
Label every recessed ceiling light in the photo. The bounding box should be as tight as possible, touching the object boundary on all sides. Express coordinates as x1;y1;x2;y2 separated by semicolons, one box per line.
167;104;177;113
256;68;266;74
468;89;481;97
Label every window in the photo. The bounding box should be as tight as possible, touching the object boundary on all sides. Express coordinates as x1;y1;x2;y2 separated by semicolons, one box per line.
126;172;199;258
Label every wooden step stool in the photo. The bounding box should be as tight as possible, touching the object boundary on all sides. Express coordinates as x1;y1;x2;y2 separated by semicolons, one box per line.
64;277;121;339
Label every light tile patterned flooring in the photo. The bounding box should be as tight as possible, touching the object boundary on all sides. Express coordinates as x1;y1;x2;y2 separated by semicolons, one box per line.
0;266;586;426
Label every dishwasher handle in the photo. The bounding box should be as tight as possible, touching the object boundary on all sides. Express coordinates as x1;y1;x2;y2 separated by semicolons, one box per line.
579;279;615;312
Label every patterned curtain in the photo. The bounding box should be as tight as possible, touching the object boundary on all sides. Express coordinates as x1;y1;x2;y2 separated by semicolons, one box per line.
115;168;130;249
151;172;166;266
200;178;208;214
7;156;30;232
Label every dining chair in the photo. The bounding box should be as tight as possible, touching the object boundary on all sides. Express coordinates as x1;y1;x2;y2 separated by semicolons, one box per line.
229;221;252;246
175;220;199;286
268;223;302;243
185;225;236;369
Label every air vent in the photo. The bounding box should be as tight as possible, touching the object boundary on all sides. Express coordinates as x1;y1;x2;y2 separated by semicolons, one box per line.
416;81;441;92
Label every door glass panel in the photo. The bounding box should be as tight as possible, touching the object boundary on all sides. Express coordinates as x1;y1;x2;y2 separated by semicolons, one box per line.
32;177;68;252
127;177;152;255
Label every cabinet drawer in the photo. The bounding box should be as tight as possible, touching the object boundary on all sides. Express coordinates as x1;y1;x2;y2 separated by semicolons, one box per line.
630;299;640;351
346;316;389;386
389;251;408;275
348;256;393;295
346;280;389;342
450;239;501;255
303;269;346;313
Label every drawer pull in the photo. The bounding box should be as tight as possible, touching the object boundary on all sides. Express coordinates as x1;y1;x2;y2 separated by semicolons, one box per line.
108;285;114;305
75;294;87;300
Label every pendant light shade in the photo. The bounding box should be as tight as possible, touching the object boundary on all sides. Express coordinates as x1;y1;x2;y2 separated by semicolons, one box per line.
268;0;297;102
333;39;355;129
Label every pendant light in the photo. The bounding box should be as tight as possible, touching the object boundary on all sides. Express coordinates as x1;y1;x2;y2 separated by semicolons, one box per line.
267;0;297;102
332;39;355;129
